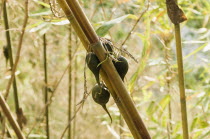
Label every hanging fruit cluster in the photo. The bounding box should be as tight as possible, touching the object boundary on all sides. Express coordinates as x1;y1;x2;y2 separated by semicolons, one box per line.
85;37;129;123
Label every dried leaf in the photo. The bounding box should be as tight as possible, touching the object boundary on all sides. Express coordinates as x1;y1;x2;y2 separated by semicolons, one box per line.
166;0;187;24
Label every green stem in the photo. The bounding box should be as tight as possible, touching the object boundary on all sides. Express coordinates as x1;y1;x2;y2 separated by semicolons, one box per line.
43;34;50;139
3;0;22;129
174;24;189;139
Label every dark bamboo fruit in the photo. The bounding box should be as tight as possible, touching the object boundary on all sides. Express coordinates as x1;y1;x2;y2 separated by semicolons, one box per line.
92;84;112;123
113;56;129;81
103;41;113;53
100;37;113;53
86;52;101;86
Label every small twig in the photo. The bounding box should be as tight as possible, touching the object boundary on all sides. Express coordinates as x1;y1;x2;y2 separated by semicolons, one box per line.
121;0;150;48
60;90;92;139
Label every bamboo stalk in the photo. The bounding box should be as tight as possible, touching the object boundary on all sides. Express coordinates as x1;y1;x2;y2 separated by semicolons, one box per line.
3;0;22;128
73;54;78;139
68;25;72;139
57;0;151;138
174;24;189;139
0;93;25;139
166;0;189;138
43;34;50;139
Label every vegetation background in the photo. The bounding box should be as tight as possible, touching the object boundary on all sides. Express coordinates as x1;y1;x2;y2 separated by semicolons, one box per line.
0;0;209;138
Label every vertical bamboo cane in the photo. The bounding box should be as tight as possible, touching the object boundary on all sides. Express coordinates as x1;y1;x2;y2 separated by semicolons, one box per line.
3;0;22;128
166;0;189;137
43;34;50;139
68;25;72;139
174;24;189;139
73;55;78;139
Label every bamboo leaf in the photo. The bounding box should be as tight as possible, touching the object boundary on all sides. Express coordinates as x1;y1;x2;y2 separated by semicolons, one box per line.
171;43;208;68
29;8;51;16
29;22;50;33
146;101;158;116
159;95;171;110
50;19;70;25
190;117;199;131
33;0;50;8
183;43;208;60
96;14;137;36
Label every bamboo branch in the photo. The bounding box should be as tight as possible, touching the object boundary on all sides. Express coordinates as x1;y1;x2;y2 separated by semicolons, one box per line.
57;0;151;138
121;1;150;48
0;93;25;139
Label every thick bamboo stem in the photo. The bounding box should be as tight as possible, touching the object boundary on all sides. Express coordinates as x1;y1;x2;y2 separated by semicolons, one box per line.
58;0;151;138
174;24;189;139
0;93;25;139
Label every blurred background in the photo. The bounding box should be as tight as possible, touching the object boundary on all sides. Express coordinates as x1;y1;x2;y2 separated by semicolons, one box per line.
0;0;209;138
